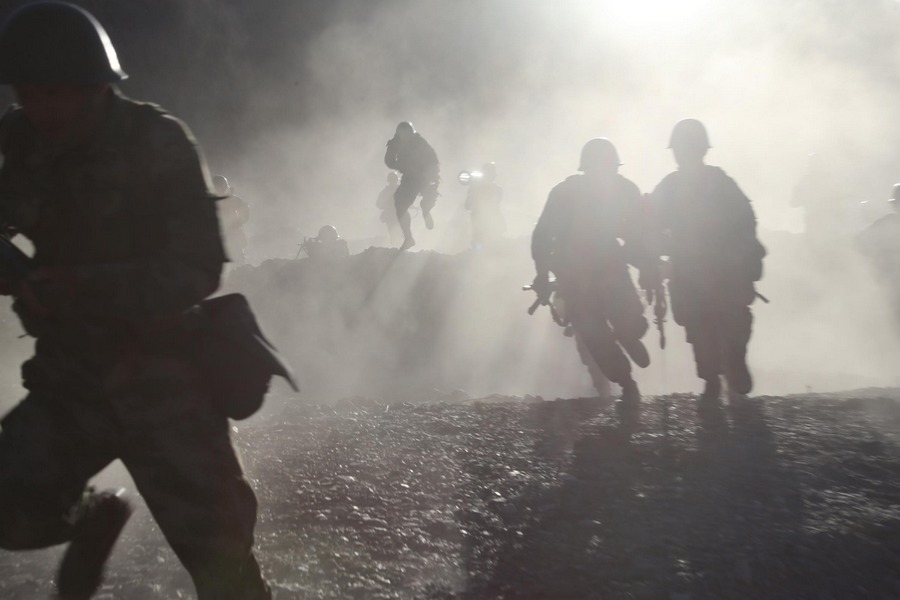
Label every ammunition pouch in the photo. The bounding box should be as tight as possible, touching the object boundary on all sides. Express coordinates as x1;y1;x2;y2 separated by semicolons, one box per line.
188;293;298;420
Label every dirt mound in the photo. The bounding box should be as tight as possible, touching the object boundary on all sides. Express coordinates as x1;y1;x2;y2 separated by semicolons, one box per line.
220;242;598;403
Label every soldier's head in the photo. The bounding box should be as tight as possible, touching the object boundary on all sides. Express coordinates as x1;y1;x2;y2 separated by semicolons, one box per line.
394;121;415;142
481;162;497;182
317;225;339;243
668;118;710;169
579;138;621;176
213;175;234;196
0;2;126;142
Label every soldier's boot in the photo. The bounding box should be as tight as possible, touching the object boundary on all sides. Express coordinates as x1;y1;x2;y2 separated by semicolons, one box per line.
725;354;752;395
619;337;650;368
422;209;434;230
698;377;722;407
56;489;133;600
616;379;641;412
399;237;416;251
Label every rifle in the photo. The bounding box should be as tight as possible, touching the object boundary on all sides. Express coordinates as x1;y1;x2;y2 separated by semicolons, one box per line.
652;282;667;349
523;279;567;327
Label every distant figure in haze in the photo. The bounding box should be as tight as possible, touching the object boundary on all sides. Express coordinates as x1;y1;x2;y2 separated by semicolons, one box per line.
650;119;766;405
214;175;250;265
463;161;506;249
384;121;440;251
856;183;900;327
791;152;851;242
376;171;401;245
304;225;350;260
531;138;658;410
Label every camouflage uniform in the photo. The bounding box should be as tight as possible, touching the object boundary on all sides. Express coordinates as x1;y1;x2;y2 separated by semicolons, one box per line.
0;89;270;598
532;173;651;389
651;165;764;393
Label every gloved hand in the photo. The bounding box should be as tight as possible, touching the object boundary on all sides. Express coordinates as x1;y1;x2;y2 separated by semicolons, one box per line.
532;273;553;305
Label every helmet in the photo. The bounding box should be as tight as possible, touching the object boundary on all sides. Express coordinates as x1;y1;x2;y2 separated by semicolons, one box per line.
395;121;415;135
668;118;710;150
317;225;338;243
212;175;233;196
578;138;622;172
0;2;127;84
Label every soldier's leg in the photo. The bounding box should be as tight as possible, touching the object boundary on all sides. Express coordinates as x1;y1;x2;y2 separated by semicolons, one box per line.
394;182;418;249
606;273;650;368
116;359;270;600
683;316;724;401
722;303;753;395
0;389;117;550
420;182;439;230
567;297;634;390
574;332;613;399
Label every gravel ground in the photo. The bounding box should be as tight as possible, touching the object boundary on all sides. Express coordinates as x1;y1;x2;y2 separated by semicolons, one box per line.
2;388;900;599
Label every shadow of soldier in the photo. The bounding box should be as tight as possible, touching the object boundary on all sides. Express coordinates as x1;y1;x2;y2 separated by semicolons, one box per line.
455;395;809;599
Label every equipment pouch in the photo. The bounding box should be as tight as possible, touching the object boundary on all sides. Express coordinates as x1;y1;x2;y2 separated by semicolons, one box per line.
190;293;298;420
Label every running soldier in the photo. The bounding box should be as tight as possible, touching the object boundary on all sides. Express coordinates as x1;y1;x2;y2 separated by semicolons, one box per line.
650;119;766;405
856;183;900;328
531;138;657;409
0;3;271;598
464;161;506;249
384;121;440;250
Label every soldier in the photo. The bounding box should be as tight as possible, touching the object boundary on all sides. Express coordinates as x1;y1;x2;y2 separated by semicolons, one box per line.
650;119;766;404
0;3;271;598
531;138;657;409
214;175;251;265
463;161;506;249
304;224;350;259
375;171;401;245
856;183;900;327
384;121;440;251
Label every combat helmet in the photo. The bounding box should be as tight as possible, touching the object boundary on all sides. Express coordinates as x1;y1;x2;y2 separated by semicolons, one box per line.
395;121;415;135
317;225;339;243
579;138;622;172
0;1;127;85
668;118;710;150
213;175;234;196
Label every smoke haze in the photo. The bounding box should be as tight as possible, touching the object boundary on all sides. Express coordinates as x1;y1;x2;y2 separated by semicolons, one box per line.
0;0;898;407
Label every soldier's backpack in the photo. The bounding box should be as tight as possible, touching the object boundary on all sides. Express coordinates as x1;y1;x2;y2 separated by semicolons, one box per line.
188;293;298;420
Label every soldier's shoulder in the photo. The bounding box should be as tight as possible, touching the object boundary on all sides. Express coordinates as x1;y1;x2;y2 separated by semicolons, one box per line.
116;94;200;153
0;105;28;151
616;174;641;196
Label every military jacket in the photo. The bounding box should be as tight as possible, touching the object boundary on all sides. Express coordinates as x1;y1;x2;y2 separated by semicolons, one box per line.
532;172;648;278
0;89;226;348
384;133;439;182
652;165;764;284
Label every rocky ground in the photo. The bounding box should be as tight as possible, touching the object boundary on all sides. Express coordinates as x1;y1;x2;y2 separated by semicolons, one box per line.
2;388;900;599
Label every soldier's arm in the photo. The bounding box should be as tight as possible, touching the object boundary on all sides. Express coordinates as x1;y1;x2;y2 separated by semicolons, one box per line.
531;186;565;278
384;139;400;170
62;114;225;321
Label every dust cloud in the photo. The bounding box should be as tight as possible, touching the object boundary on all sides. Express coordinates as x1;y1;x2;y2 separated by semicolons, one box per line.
0;0;898;410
